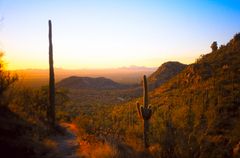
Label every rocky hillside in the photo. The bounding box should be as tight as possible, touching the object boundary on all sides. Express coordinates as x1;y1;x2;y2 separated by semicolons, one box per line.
102;33;240;158
57;76;129;90
148;61;187;89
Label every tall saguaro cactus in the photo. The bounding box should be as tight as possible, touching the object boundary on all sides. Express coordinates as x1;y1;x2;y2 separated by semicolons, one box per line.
48;20;55;127
137;75;152;148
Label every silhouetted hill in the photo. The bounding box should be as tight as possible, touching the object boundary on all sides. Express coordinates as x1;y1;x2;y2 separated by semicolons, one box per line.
57;76;129;90
148;61;187;89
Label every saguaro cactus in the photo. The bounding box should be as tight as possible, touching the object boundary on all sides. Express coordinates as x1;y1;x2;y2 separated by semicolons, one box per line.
48;20;55;127
137;75;152;148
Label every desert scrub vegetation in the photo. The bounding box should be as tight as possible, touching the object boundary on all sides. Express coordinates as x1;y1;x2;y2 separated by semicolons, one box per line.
72;33;240;158
0;52;18;106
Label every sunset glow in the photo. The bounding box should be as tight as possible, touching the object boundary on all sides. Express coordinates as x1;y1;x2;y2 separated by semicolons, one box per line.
1;0;240;69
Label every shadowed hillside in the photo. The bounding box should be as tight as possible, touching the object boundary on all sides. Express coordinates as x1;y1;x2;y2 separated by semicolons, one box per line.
0;107;39;158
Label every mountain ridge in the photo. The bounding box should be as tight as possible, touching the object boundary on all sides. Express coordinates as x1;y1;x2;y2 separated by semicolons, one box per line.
148;61;187;89
56;76;130;90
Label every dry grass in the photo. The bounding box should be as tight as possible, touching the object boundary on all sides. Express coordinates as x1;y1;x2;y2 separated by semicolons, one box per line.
90;143;116;158
78;140;116;158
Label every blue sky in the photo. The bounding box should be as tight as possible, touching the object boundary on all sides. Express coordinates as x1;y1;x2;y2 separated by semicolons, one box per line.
0;0;240;69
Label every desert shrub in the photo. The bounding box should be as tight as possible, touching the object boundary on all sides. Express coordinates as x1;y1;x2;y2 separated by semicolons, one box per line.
0;52;18;106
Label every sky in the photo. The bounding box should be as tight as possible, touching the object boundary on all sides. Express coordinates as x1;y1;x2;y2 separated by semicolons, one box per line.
0;0;240;70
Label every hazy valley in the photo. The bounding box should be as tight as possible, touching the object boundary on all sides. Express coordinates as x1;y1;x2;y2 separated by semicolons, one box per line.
12;66;156;87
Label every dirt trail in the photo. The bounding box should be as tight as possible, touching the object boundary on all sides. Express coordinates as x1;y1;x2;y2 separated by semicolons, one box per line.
44;123;152;158
45;123;80;158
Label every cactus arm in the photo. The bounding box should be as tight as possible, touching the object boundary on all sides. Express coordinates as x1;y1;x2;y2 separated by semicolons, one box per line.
141;106;145;118
136;102;142;118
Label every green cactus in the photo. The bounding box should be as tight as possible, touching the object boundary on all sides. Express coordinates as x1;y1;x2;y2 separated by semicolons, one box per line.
136;75;152;148
48;20;55;127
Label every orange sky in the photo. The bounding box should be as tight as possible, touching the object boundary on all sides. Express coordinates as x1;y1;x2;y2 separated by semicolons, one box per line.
1;0;240;70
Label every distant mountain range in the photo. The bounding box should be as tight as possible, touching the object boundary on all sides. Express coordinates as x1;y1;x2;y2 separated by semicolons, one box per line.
12;60;187;90
12;66;157;87
56;61;187;93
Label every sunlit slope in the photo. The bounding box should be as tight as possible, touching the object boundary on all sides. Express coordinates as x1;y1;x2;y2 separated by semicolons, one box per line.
110;33;240;157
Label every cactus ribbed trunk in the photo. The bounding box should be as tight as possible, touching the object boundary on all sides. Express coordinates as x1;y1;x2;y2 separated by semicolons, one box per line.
136;75;152;149
143;75;149;148
48;20;55;127
143;75;148;107
143;118;149;148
